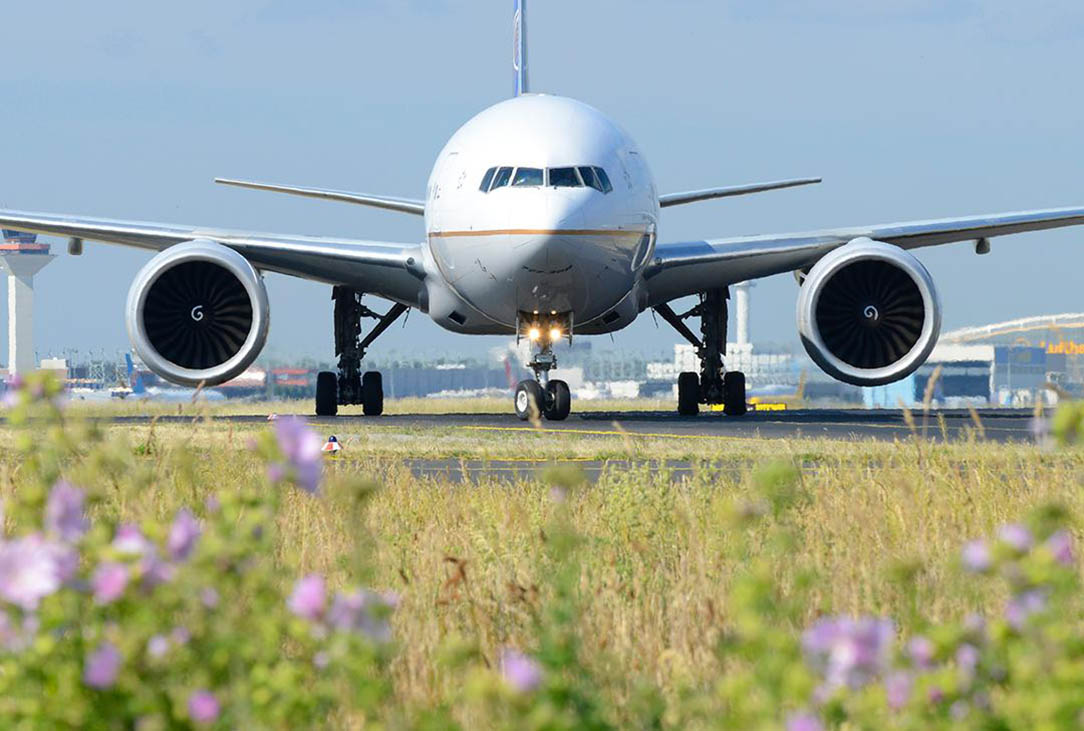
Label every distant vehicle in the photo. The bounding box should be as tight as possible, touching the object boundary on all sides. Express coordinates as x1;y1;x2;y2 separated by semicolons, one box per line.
122;354;226;403
3;0;1084;420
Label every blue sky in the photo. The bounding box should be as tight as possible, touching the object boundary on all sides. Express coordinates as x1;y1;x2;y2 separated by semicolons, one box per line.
2;1;1083;364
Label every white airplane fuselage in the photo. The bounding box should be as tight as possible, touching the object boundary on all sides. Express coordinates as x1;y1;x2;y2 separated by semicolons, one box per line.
422;94;659;336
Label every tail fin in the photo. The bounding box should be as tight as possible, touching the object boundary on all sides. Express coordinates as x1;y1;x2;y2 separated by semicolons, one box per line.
513;0;528;96
125;353;145;394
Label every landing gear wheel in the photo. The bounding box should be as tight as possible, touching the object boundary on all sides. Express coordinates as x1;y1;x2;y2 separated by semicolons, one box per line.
677;372;700;416
362;371;384;416
544;380;571;421
316;371;338;417
723;371;747;417
514;380;544;421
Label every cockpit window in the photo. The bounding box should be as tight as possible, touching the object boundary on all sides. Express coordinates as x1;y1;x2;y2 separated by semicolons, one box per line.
479;167;496;192
548;167;581;188
578;166;602;192
490;166;514;190
594;167;614;193
512;167;543;187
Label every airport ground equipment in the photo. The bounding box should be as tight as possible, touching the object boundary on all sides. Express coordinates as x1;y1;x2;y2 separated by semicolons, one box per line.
3;0;1084;418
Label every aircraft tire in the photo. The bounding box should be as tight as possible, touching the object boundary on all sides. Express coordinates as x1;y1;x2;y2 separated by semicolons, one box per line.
514;380;543;421
545;380;571;421
315;371;338;417
677;372;700;416
723;371;747;417
362;371;384;416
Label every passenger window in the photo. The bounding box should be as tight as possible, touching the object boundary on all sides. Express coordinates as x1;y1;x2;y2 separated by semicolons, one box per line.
512;167;543;187
578;166;603;192
491;166;514;190
479;167;496;192
548;167;581;187
594;167;613;193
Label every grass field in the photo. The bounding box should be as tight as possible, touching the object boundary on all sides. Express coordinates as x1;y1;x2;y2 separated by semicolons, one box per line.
3;390;1083;728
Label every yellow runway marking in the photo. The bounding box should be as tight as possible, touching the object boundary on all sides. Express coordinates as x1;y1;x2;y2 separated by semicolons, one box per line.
461;425;751;441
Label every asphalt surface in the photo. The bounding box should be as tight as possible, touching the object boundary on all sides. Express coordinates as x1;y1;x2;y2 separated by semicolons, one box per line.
110;407;1038;442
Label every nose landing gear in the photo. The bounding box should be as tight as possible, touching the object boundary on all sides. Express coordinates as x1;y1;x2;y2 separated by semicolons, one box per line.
655;288;747;417
513;313;572;421
315;287;407;417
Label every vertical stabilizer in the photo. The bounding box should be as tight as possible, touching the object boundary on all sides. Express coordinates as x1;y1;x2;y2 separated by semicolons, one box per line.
513;0;528;96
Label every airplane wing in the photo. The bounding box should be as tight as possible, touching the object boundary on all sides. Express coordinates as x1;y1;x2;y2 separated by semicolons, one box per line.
214;178;426;216
645;206;1084;305
659;177;821;208
0;208;426;306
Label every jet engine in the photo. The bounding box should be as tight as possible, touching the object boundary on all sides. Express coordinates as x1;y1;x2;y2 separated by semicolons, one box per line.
125;240;270;387
796;238;941;387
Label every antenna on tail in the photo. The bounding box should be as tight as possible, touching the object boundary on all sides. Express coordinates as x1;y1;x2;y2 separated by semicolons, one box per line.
513;0;528;96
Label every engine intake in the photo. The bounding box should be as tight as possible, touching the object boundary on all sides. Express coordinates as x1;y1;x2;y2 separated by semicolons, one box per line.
126;240;270;387
797;238;940;387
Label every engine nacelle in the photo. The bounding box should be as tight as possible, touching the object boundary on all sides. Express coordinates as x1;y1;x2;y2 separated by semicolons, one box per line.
797;238;941;387
125;240;270;387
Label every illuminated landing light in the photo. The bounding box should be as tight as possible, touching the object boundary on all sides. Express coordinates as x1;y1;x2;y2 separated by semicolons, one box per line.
528;327;542;341
549;327;562;342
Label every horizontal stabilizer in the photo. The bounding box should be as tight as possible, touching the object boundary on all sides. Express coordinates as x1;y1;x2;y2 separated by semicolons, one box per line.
215;178;425;216
659;177;822;208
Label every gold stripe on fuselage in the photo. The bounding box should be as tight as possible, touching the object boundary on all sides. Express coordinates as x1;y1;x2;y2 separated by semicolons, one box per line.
428;228;644;239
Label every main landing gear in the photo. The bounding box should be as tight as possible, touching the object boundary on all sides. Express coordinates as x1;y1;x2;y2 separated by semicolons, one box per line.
513;314;572;422
654;288;747;417
315;287;407;417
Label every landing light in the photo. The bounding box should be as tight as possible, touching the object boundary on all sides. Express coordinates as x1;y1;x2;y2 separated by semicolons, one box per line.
528;327;542;341
549;327;562;342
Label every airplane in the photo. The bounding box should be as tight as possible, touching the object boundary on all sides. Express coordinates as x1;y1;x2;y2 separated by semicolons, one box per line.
3;1;1084;421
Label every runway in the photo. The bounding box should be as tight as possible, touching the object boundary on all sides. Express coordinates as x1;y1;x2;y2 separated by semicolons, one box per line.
111;407;1039;443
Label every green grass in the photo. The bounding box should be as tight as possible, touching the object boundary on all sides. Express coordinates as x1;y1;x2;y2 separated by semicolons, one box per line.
2;398;1080;727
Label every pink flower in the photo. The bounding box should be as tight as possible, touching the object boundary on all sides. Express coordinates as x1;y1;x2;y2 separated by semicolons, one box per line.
188;689;220;724
287;575;326;621
272;417;323;494
961;540;991;573
786;713;824;731
201;587;219;609
0;534;67;610
112;524;152;556
84;642;121;689
1005;590;1047;630
45;481;87;542
92;562;129;604
801;616;895;691
146;634;170;659
167;509;201;561
498;648;543;692
1045;531;1074;566
884;671;913;710
907;636;934;669
997;523;1033;553
326;589;396;642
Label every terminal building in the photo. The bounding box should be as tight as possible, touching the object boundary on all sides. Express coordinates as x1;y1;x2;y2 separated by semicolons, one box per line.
864;314;1084;408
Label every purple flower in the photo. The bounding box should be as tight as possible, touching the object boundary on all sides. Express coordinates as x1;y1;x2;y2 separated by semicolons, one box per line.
498;648;543;692
288;575;326;621
950;701;969;721
188;689;220;724
786;712;823;731
997;523;1033;553
171;626;191;646
1045;531;1074;566
884;671;913;710
928;685;945;704
92;562;129;604
802;616;895;691
314;651;330;669
956;643;980;682
140;553;176;590
272;417;323;494
961;540;991;573
112;524;151;556
1005;590;1047;629
0;610;39;653
907;636;935;669
84;642;121;689
326;589;396;642
201;587;219;609
147;634;170;659
45;481;87;542
0;534;67;610
167;509;201;561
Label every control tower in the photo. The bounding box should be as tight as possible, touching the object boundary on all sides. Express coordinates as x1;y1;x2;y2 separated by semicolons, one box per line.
0;228;54;376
